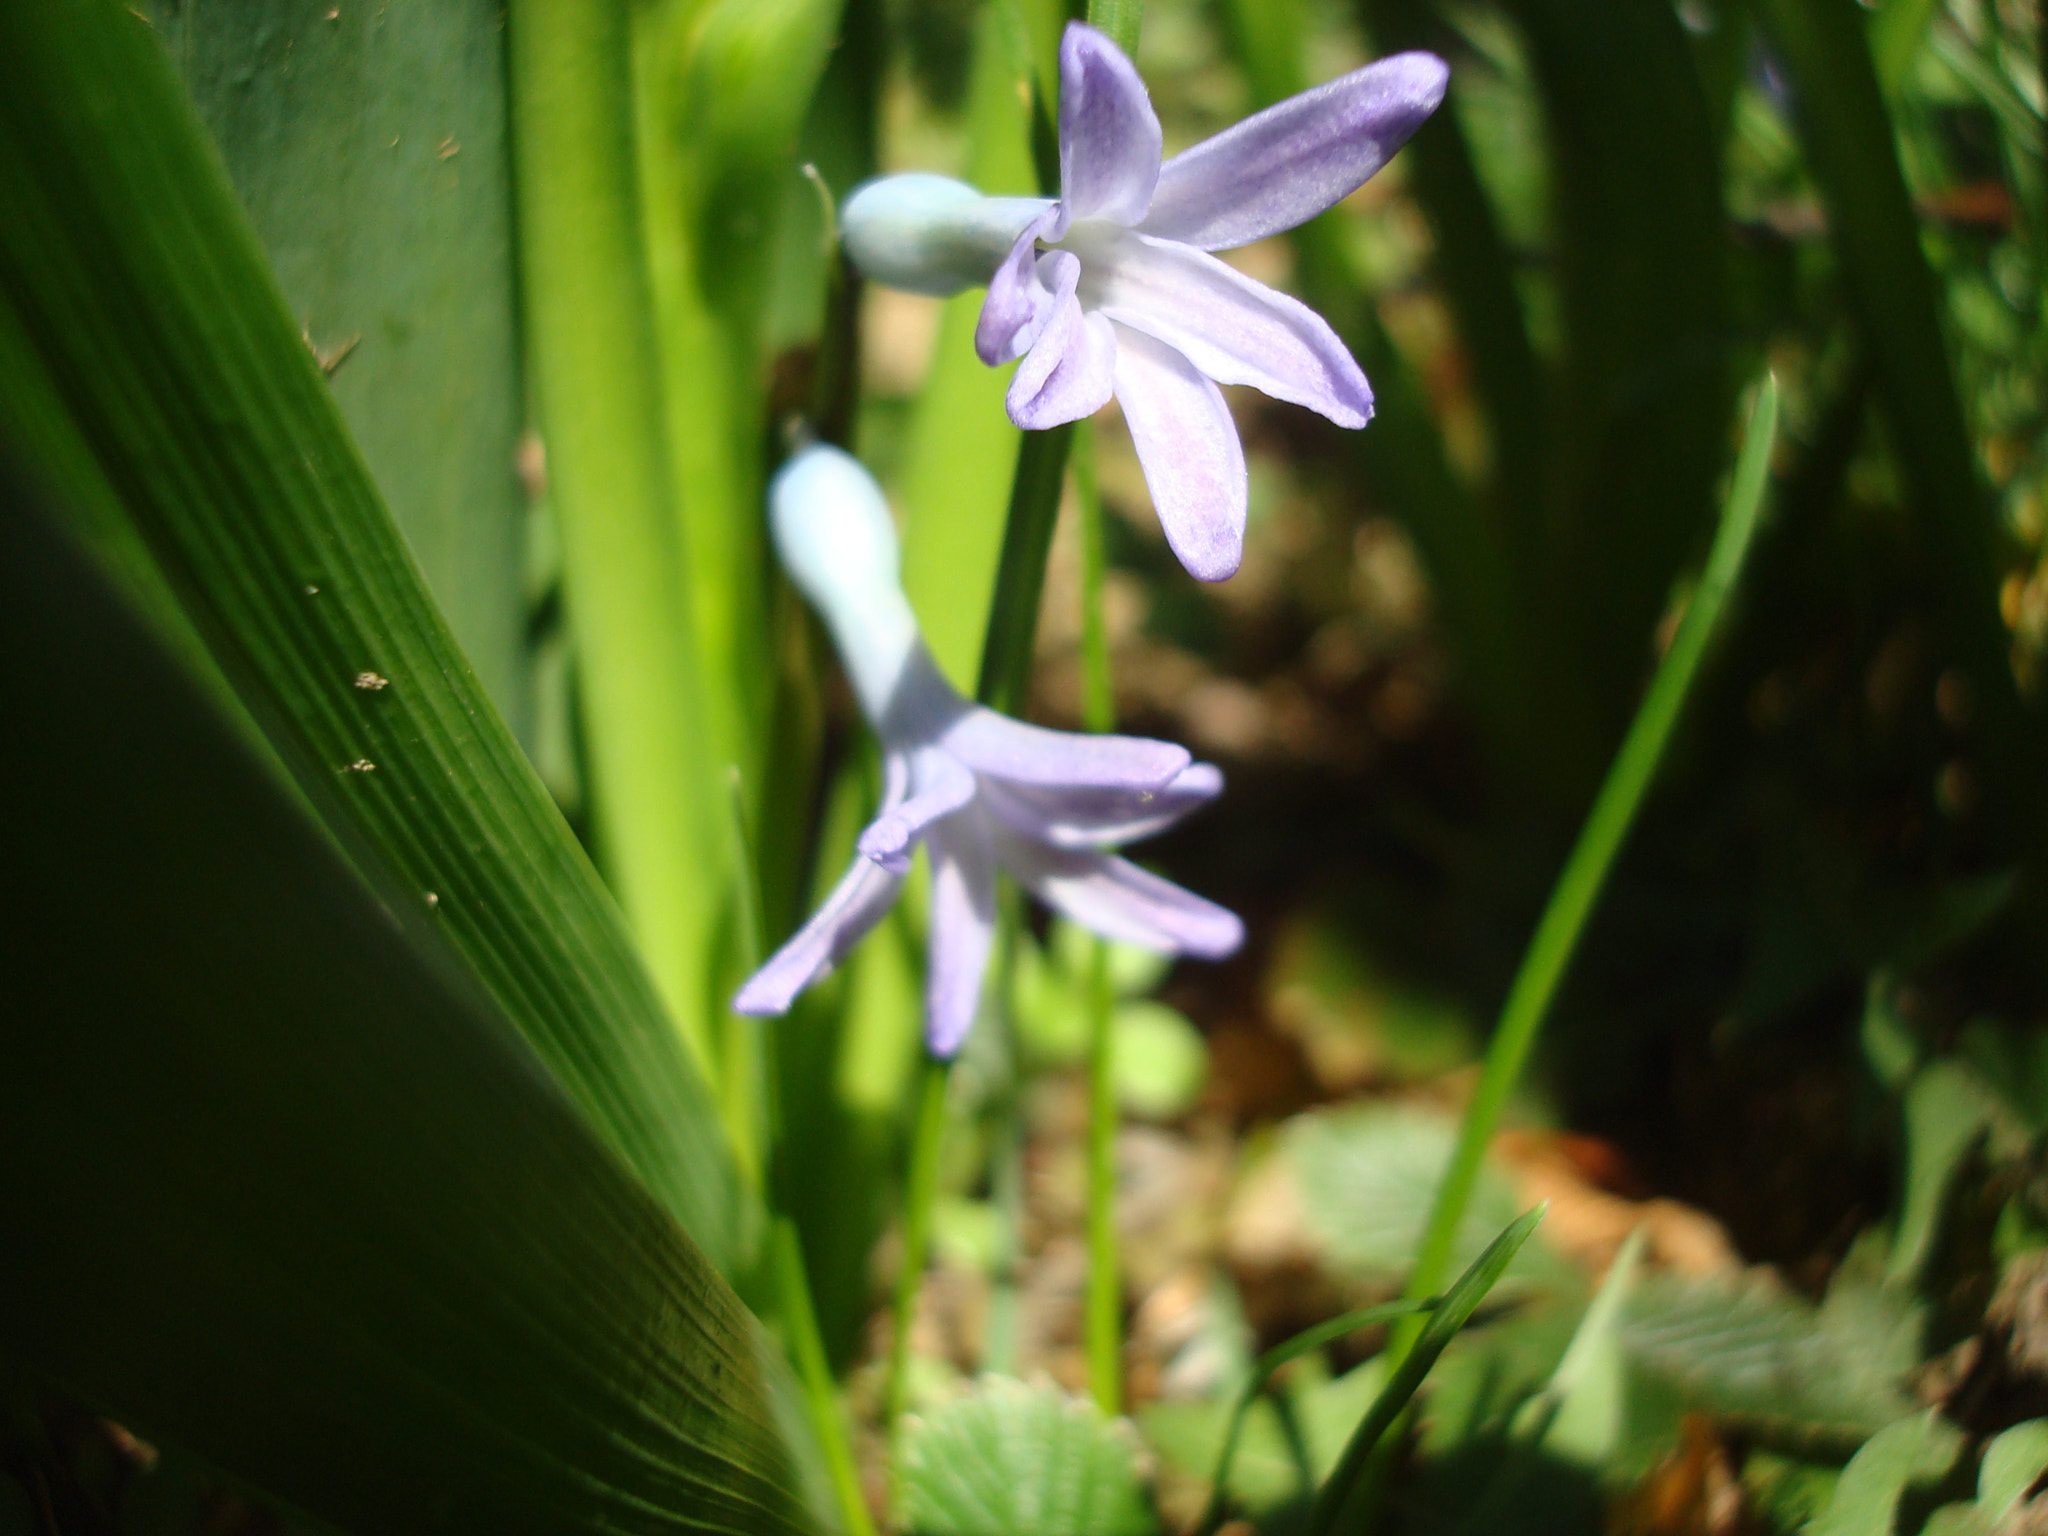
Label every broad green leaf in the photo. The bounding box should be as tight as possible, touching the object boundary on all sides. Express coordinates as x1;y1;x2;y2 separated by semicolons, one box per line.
897;1379;1156;1536
1978;1418;2048;1518
1286;1103;1558;1287
1619;1271;1917;1441
0;0;744;1269
1890;1060;1997;1285
0;484;813;1536
153;0;532;740
1809;1411;1963;1536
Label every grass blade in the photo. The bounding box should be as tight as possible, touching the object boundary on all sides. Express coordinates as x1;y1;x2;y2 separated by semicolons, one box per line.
1304;1207;1549;1536
1396;375;1778;1328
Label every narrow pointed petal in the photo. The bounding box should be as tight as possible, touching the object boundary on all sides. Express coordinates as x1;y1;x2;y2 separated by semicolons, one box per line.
977;211;1069;365
1094;233;1372;426
1008;302;1118;430
1058;22;1162;225
979;760;1222;848
856;749;978;874
1110;325;1246;582
733;855;905;1014
925;813;998;1058
1139;53;1450;249
996;828;1244;957
942;705;1189;789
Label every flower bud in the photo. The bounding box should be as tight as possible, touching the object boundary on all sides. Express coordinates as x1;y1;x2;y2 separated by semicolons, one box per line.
769;445;920;721
840;174;1053;297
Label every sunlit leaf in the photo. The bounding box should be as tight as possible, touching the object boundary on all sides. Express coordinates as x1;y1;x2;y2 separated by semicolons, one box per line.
0;483;814;1536
897;1379;1156;1536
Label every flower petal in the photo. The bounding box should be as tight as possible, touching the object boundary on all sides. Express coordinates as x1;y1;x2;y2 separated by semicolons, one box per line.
1139;53;1450;250
1058;22;1162;225
1109;325;1246;582
995;827;1243;957
733;854;904;1014
856;748;978;874
925;812;998;1058
1008;300;1118;430
978;760;1222;848
942;706;1189;790
976;210;1069;365
1092;232;1371;427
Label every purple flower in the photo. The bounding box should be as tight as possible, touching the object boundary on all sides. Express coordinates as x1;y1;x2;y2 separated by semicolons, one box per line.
841;26;1447;582
734;445;1241;1058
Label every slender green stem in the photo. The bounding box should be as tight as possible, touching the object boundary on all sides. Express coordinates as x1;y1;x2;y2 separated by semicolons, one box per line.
984;885;1027;1378
886;1054;952;1430
1083;939;1121;1413
1071;426;1124;1413
774;1219;877;1536
1086;0;1143;58
976;422;1076;713
1391;378;1777;1339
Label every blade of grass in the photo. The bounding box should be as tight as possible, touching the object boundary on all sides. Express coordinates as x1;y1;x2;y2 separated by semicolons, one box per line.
0;474;813;1536
0;0;745;1270
1304;1207;1548;1536
1393;375;1776;1338
1192;1299;1439;1536
508;0;730;1091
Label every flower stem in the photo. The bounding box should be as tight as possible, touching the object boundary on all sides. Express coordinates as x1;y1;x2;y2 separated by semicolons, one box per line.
1084;938;1121;1413
774;1218;877;1536
975;422;1075;714
1073;425;1123;1415
1086;0;1143;59
886;1052;951;1430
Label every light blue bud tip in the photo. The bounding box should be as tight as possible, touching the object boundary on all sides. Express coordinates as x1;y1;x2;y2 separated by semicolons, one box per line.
769;445;921;721
841;174;1055;298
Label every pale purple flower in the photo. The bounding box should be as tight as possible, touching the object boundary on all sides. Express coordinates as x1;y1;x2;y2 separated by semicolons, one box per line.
734;445;1241;1058
841;25;1447;582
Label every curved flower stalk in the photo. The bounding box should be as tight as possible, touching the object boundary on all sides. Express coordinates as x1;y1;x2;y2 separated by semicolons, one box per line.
734;445;1241;1058
841;24;1448;582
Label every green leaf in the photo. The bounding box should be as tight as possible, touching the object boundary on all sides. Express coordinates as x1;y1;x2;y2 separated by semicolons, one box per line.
1890;1060;1997;1286
1978;1418;2048;1518
508;0;730;1088
1286;1103;1560;1288
1618;1271;1917;1441
0;0;745;1269
1809;1411;1963;1536
154;0;533;739
1111;1002;1209;1121
897;1379;1157;1536
0;483;813;1536
1304;1206;1549;1536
